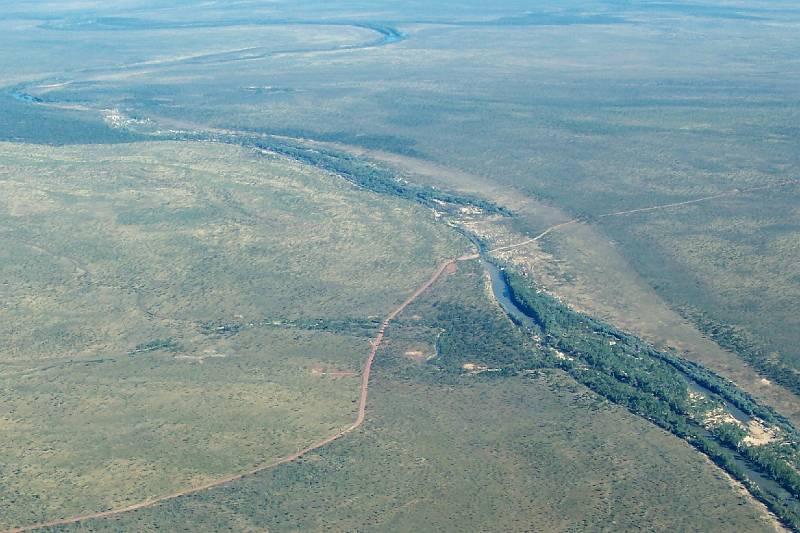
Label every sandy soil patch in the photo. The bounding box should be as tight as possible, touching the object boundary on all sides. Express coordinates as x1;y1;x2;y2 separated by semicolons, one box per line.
704;407;743;429
404;350;429;362
743;419;778;447
551;349;574;362
462;362;501;375
174;352;228;364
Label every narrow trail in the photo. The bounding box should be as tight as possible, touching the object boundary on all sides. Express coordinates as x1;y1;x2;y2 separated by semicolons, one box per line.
597;179;799;219
488;219;580;253
9;259;460;533
488;178;798;254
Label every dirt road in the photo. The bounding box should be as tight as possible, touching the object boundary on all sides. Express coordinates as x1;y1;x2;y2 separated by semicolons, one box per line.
10;259;459;532
488;179;799;254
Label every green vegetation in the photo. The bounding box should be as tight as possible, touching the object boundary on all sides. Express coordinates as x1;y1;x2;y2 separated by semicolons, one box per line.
2;2;799;530
201;316;381;337
597;192;800;377
146;128;509;216
5;0;798;413
254;139;512;216
0;95;146;145
129;338;182;355
432;299;536;373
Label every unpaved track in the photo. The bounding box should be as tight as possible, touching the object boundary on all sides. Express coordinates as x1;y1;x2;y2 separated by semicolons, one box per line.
489;178;799;254
488;219;580;253
597;179;799;218
9;259;460;532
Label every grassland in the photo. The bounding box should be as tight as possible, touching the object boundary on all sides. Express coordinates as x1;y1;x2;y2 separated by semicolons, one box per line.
51;260;780;532
0;140;464;528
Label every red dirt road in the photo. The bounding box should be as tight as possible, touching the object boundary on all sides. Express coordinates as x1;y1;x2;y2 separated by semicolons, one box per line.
9;259;459;533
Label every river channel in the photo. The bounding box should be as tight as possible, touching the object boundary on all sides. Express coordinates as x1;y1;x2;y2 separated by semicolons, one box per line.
478;250;797;512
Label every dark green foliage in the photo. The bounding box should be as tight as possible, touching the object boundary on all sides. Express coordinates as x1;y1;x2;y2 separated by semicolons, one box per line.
432;301;542;372
129;338;182;355
571;368;691;437
504;271;691;415
742;445;800;499
651;349;782;425
156;129;510;216
506;271;785;425
690;435;748;484
714;422;747;449
0;93;145;145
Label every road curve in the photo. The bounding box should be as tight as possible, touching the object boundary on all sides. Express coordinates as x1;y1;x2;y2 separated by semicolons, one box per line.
9;259;459;532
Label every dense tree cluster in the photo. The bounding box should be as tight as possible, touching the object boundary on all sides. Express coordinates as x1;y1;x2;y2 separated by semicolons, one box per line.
434;301;542;373
129;337;182;355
